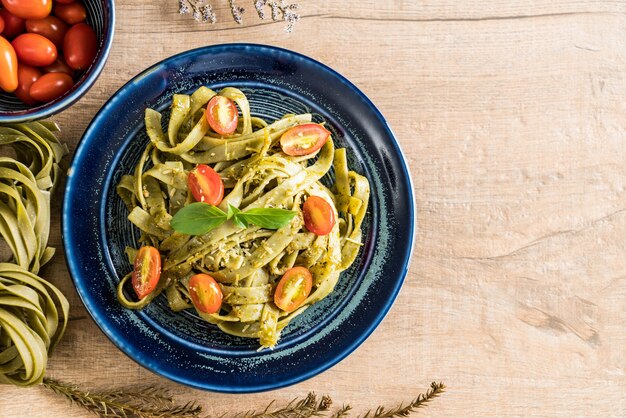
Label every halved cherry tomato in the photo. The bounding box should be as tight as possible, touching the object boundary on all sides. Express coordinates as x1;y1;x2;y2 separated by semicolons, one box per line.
274;267;313;312
0;9;25;39
280;124;331;156
1;0;52;20
187;164;224;205
131;246;162;299
188;274;223;314
53;1;86;25
15;64;40;104
42;54;73;75
29;71;73;101
205;95;238;135
63;22;96;70
0;15;4;33
26;15;68;48
12;33;56;66
0;35;17;92
302;196;336;236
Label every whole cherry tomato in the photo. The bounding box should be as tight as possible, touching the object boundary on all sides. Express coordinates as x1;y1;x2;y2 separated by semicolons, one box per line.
53;1;86;25
14;64;40;104
1;0;52;20
188;274;223;314
187;164;224;205
42;54;73;75
12;33;56;66
0;15;4;33
302;196;336;236
205;95;239;135
0;9;25;38
63;22;96;70
132;246;162;299
274;267;313;312
26;15;68;48
280;124;331;156
29;72;73;102
0;35;18;92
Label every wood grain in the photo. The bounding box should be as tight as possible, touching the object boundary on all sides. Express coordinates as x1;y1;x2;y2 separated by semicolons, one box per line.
1;0;625;416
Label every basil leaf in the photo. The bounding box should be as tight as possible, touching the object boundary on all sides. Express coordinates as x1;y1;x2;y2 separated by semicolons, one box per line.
239;208;297;230
170;202;227;235
226;203;240;220
232;213;249;229
227;203;248;228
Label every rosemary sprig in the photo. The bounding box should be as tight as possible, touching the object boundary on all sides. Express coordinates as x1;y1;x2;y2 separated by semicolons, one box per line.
42;378;445;418
330;405;353;418
360;382;447;418
42;378;202;418
230;392;332;418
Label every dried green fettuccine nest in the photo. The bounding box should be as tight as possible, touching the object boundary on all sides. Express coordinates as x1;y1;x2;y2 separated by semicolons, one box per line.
0;121;69;387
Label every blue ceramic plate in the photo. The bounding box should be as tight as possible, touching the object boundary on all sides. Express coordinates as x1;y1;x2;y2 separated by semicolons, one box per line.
63;44;414;393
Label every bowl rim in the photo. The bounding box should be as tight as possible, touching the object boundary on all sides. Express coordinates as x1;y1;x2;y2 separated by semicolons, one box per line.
0;0;116;123
62;43;416;392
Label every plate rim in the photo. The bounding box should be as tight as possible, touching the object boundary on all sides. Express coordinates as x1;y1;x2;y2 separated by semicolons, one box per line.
62;43;416;393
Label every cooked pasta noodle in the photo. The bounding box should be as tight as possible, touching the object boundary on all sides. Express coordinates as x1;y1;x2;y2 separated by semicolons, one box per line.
117;87;370;348
0;122;69;386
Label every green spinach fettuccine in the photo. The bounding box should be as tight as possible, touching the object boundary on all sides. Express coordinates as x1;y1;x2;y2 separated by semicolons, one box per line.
0;122;69;386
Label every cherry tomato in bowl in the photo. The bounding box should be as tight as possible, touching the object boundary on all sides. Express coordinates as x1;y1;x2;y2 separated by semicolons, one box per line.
53;1;86;25
187;164;224;205
132;246;162;299
302;195;336;236
280;123;331;156
63;22;96;70
25;15;68;48
29;71;73;101
14;64;40;104
188;274;223;314
205;95;239;135
42;54;74;75
0;9;25;39
274;266;313;312
0;15;4;33
0;35;18;92
1;0;52;20
12;32;56;66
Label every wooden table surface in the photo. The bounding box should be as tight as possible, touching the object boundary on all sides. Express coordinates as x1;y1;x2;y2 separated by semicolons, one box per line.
2;0;626;416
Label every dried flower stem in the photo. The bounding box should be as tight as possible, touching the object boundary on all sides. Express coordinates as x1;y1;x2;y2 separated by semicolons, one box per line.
228;0;245;24
178;0;300;32
179;0;216;23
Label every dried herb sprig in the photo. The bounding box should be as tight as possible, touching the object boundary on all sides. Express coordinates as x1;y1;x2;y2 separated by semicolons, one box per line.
178;0;300;32
231;392;332;418
43;378;445;417
360;382;447;418
42;378;202;418
331;405;353;418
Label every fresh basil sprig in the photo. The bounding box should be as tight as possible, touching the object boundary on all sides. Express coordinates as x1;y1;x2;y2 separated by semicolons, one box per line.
170;202;227;235
170;202;296;235
227;203;248;229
